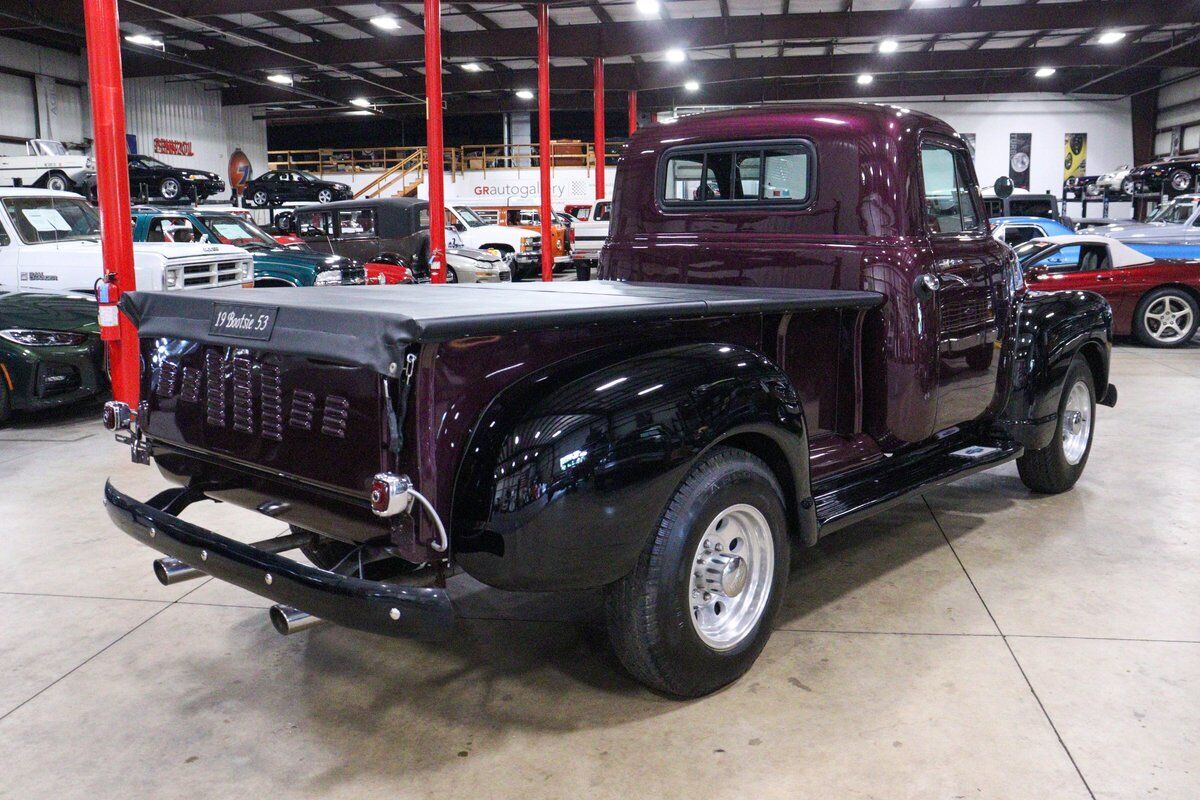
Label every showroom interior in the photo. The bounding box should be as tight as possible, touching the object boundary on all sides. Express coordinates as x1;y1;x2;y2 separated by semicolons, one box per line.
1;0;1199;797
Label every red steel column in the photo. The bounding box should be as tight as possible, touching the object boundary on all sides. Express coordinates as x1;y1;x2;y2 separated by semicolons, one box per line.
84;0;139;406
537;2;553;282
425;0;447;283
593;58;605;200
628;90;638;135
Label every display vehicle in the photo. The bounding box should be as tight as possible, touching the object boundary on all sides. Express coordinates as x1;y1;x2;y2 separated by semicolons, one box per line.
277;198;510;284
241;169;352;207
981;189;1065;222
1017;234;1200;347
0;139;94;194
991;215;1075;246
1123;155;1200;197
1090;195;1200;244
1096;164;1133;197
469;205;573;273
103;104;1116;698
130;206;364;288
443;205;541;277
0;189;253;294
569;199;611;267
123;154;225;204
0;286;106;424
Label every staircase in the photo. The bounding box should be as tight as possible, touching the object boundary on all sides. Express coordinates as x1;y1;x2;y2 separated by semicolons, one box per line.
354;149;426;199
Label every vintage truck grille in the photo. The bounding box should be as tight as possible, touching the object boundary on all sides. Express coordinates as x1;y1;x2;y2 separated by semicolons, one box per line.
204;350;227;427
179;259;246;289
260;360;284;442
180;367;201;403
157;359;180;398
231;355;255;434
940;294;995;333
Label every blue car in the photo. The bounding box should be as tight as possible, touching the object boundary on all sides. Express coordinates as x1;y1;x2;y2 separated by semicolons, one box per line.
991;216;1075;247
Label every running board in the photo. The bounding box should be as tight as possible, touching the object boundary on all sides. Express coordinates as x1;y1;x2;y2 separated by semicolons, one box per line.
813;440;1023;536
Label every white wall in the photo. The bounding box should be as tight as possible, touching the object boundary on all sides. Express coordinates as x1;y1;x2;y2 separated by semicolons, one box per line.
902;95;1134;218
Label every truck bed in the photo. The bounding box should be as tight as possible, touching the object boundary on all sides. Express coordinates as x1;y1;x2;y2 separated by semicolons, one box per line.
120;281;882;374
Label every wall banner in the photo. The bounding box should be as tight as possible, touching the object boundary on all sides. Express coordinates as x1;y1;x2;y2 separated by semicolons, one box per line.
1009;133;1032;189
1063;133;1087;182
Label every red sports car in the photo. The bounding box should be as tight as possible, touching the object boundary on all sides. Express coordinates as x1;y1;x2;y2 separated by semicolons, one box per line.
1016;235;1200;347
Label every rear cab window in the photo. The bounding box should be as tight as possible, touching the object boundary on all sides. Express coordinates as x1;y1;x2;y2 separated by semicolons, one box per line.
659;140;814;208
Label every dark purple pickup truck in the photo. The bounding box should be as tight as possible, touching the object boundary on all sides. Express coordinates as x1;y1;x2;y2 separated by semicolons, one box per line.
103;104;1115;698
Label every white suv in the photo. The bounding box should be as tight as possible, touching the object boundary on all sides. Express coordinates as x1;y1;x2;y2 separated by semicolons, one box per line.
445;205;541;278
0;189;253;294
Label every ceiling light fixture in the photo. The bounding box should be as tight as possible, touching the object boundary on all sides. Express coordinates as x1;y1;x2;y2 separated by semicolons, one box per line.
636;0;661;14
267;74;293;85
350;97;373;107
1098;30;1127;45
370;15;402;30
124;33;163;48
857;73;874;85
665;47;687;63
515;89;534;99
878;39;899;54
684;80;700;92
461;62;483;72
1035;67;1056;78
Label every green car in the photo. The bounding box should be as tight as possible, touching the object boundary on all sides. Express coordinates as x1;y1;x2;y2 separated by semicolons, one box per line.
0;288;107;424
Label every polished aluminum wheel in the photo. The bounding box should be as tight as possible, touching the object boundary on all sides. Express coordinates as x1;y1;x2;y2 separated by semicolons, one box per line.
1144;295;1194;345
1169;170;1193;193
1061;380;1092;466
689;503;774;651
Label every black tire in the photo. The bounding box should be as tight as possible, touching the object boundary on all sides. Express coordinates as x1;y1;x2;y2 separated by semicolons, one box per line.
1017;356;1096;494
1167;169;1194;195
604;446;790;698
445;267;459;283
43;171;70;192
0;376;11;427
159;177;182;200
1132;287;1199;348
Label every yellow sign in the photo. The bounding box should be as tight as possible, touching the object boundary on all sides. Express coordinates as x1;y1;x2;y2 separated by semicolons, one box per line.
1064;133;1087;181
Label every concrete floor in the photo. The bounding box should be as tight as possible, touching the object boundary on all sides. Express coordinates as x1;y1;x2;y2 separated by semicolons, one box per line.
0;344;1197;800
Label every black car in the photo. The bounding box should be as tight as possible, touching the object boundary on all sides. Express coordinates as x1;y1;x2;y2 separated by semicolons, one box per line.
1124;155;1200;198
983;191;1065;223
241;169;352;208
126;154;224;204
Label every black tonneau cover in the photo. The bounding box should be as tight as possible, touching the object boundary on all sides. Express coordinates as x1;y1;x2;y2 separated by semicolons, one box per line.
121;281;882;374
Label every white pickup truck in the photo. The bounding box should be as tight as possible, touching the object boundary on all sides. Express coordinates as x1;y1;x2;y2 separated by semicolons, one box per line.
0;140;95;194
444;205;541;278
569;199;611;266
0;188;253;293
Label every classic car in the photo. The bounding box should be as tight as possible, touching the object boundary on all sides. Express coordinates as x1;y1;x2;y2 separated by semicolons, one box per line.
1123;155;1200;197
1016;234;1200;347
241;169;352;207
122;154;225;204
1089;195;1200;244
981;188;1065;222
0;139;94;194
444;205;541;278
0;286;106;424
279;197;510;283
130;206;364;288
0;188;253;294
1096;164;1133;196
991;215;1075;247
103;104;1115;699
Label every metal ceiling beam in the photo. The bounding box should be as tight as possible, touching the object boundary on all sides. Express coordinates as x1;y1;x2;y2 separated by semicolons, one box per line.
50;0;1200;75
220;40;1200;106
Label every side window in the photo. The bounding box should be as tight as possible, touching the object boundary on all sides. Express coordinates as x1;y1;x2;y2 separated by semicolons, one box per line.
299;212;332;237
1004;225;1044;246
984;198;1003;218
146;216;198;243
1031;245;1082;273
338;209;374;237
920;142;981;235
418;208;430;228
593;202;611;221
661;141;813;206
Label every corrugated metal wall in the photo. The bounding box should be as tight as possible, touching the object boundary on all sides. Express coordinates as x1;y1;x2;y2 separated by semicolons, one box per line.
1155;68;1200;157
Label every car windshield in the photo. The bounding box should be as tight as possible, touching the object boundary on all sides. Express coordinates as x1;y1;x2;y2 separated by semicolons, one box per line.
453;206;487;227
1147;199;1197;224
28;139;68;156
2;196;101;244
295;170;319;181
200;216;277;247
1012;240;1057;266
135;155;171;169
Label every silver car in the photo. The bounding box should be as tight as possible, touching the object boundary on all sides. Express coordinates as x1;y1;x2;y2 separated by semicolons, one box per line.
1090;195;1200;243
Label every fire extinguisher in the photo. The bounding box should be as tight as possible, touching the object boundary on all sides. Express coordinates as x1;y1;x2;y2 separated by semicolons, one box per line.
95;274;120;342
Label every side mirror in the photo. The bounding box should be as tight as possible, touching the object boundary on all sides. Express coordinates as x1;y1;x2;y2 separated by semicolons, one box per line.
993;176;1015;200
275;211;295;233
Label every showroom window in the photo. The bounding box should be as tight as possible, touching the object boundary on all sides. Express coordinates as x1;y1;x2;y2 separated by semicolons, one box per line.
660;141;813;206
920;142;981;235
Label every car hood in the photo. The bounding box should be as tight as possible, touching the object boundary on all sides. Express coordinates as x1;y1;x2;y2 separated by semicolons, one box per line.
251;248;354;272
0;287;98;334
447;247;503;265
1092;222;1196;240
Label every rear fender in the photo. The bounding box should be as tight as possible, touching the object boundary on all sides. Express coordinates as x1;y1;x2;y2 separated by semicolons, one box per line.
451;342;813;591
996;289;1113;449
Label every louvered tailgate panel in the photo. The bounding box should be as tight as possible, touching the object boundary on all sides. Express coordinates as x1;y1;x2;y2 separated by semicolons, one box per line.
143;340;387;495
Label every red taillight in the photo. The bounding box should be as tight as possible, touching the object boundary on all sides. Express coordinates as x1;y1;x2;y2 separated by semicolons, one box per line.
370;472;413;517
103;400;132;431
370;477;391;514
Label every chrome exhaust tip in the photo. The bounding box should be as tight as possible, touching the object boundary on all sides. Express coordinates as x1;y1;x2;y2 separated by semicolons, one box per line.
153;557;205;585
269;604;322;635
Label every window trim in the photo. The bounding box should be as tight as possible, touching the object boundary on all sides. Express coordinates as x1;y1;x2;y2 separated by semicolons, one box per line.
656;138;817;211
917;134;987;239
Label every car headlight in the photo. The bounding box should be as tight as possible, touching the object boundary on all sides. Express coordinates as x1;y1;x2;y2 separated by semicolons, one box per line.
163;267;181;289
520;237;536;252
85;157;96;169
0;329;88;346
315;268;344;285
240;260;254;281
